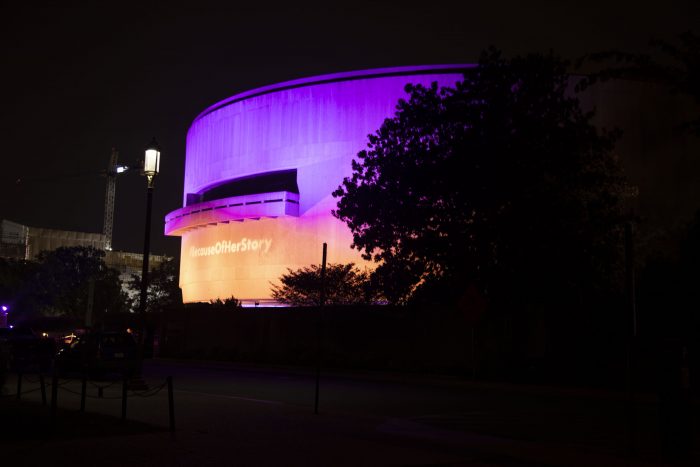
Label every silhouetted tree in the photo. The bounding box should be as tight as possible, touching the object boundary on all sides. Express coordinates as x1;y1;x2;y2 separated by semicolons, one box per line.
579;31;700;136
127;257;182;313
209;296;242;308
639;209;700;338
333;48;626;307
580;32;700;341
32;246;127;320
0;258;40;320
271;263;382;306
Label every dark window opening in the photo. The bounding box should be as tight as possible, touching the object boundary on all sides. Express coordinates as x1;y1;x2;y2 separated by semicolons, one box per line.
187;169;298;206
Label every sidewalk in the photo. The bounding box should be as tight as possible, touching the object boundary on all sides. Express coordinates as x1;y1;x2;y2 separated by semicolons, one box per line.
152;357;696;405
2;364;697;466
0;397;668;467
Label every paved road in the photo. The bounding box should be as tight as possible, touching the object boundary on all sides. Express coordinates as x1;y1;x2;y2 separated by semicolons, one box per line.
2;359;697;466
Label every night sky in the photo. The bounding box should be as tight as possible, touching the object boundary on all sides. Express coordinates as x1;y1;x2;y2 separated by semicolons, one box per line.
1;1;697;258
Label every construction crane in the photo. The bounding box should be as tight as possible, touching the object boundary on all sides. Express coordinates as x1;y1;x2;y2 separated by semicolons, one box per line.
103;148;129;251
5;148;130;251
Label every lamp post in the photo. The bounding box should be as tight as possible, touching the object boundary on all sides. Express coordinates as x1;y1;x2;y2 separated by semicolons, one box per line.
138;138;161;318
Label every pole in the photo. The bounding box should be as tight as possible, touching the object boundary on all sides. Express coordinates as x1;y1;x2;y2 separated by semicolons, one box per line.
471;326;476;380
624;219;637;456
137;181;154;371
40;374;47;405
139;183;154;317
625;221;637;339
320;243;327;308
314;243;327;415
85;278;95;328
16;371;22;400
121;373;128;421
50;371;58;420
167;376;175;433
80;373;87;412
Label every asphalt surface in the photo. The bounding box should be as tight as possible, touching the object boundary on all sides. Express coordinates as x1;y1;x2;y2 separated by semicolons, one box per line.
1;359;698;466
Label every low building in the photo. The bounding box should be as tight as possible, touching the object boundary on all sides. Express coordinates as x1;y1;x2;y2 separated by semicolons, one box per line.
0;219;168;283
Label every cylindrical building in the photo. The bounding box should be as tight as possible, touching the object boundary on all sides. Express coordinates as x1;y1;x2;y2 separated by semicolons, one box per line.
165;65;471;304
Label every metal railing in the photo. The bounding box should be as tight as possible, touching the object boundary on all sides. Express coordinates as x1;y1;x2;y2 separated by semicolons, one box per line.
1;366;175;433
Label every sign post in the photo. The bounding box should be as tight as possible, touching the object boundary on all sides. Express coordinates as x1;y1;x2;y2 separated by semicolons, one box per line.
314;242;327;415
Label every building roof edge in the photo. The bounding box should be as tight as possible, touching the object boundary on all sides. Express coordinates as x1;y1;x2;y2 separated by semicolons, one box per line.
193;64;475;123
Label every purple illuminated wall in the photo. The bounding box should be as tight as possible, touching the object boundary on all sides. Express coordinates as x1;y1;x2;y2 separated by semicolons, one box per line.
168;65;471;304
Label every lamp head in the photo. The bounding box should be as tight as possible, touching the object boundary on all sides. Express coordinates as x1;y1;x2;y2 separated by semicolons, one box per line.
143;137;161;183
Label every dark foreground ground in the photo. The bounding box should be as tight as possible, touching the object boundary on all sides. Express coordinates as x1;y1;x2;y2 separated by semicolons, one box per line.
1;359;698;466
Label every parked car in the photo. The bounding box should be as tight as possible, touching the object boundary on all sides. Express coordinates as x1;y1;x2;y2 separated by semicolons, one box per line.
55;330;138;379
0;326;56;372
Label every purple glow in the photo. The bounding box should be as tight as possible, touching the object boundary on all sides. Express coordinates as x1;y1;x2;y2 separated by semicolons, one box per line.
169;65;472;303
183;65;471;204
165;191;299;235
1;306;9;328
194;65;475;121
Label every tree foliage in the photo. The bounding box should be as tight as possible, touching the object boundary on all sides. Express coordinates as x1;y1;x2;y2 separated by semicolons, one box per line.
0;257;39;317
32;246;127;319
333;48;626;306
127;257;182;313
208;296;242;308
638;208;700;337
578;31;700;136
271;263;382;306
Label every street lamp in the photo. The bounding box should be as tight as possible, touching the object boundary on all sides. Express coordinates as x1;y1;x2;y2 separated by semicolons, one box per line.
139;138;161;317
143;138;161;188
